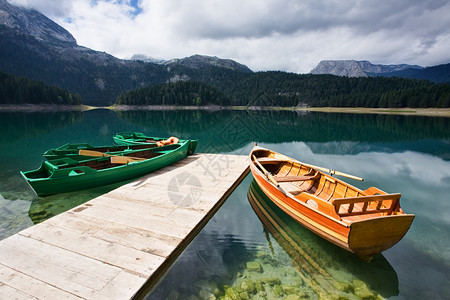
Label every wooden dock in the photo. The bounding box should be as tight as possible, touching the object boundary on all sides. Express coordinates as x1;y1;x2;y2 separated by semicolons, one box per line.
0;153;249;299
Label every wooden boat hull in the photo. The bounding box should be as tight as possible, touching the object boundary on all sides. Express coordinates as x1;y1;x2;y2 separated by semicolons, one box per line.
22;140;195;196
249;146;414;260
113;132;198;155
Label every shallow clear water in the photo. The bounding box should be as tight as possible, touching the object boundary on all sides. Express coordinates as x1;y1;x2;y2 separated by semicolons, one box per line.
1;109;449;299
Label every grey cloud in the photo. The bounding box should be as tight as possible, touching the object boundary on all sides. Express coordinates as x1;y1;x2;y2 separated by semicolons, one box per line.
8;0;73;17
5;0;450;72
172;0;450;40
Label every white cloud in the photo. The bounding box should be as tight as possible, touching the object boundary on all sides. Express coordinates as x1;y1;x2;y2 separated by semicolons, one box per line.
7;0;450;72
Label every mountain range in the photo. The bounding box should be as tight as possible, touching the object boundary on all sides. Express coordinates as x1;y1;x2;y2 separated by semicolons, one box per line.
310;60;450;83
0;0;251;105
310;60;422;77
0;0;449;106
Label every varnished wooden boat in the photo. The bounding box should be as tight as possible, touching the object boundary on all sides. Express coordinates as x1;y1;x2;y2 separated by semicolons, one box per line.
249;145;414;261
21;140;196;196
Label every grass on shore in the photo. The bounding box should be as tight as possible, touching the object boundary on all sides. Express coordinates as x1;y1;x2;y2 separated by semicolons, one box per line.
1;104;449;117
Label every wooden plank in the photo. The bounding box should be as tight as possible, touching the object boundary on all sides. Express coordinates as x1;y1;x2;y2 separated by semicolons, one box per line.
46;213;182;257
0;265;82;299
20;223;166;277
92;270;148;300
89;196;175;218
0;283;38;300
73;203;192;239
0;235;121;298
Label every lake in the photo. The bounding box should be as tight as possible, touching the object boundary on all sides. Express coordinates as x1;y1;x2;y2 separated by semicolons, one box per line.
0;109;449;299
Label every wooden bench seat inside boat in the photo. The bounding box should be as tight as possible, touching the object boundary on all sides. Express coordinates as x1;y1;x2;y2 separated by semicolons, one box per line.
273;172;320;182
257;157;289;164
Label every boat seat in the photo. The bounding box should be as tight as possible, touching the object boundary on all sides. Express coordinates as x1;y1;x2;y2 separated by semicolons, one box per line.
256;157;289;164
273;172;320;182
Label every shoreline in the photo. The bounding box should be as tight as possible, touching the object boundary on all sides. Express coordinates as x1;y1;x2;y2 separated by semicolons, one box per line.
0;104;95;112
1;104;449;117
102;105;450;117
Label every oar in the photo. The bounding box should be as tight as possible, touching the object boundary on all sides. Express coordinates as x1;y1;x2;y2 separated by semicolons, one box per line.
79;149;145;162
294;161;364;181
252;155;287;195
109;156;144;164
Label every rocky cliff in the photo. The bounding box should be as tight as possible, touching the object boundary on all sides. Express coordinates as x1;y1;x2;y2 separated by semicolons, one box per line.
0;0;76;47
166;54;252;73
310;60;423;77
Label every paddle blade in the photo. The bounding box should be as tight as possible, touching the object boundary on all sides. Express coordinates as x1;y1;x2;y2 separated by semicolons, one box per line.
79;149;107;157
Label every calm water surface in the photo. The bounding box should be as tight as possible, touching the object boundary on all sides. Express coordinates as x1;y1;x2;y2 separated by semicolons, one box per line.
0;109;449;299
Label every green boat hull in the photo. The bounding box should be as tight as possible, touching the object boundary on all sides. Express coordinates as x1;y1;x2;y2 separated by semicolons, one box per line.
21;140;195;196
113;131;198;155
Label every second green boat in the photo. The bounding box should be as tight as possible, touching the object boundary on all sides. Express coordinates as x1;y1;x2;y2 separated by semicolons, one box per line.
113;131;198;155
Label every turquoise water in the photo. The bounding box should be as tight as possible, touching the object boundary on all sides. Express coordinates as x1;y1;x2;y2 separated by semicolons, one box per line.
0;109;449;299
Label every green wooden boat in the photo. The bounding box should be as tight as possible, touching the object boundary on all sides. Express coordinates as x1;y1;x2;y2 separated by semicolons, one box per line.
21;139;196;196
113;131;198;155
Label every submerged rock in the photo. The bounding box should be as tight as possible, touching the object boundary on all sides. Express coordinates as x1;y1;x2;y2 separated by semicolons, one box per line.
246;261;262;273
240;279;256;294
196;280;220;296
260;277;281;286
273;284;284;297
255;280;265;292
285;295;301;300
353;280;375;299
281;284;300;295
224;287;240;300
334;281;353;293
198;289;217;300
165;290;179;300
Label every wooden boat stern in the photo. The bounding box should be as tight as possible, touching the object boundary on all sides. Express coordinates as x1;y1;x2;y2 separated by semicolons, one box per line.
347;214;415;259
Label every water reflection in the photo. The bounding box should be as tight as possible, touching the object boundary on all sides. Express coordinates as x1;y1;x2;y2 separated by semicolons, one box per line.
0;193;33;240
28;179;134;224
0;111;83;144
0;109;449;298
248;180;399;299
116;110;450;158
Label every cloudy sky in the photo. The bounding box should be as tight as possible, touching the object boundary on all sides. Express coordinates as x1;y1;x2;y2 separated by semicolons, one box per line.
8;0;450;73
